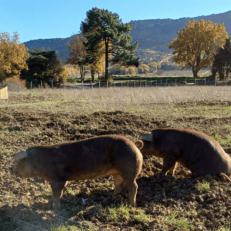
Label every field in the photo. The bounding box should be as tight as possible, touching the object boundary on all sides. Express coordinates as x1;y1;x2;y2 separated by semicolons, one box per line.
1;86;231;230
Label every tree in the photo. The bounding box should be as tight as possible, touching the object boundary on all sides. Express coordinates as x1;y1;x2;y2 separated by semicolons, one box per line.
67;34;87;81
89;38;106;82
168;19;228;78
21;49;65;86
150;62;161;72
0;32;29;82
109;64;126;75
211;38;231;80
138;64;149;74
81;8;139;79
126;66;137;75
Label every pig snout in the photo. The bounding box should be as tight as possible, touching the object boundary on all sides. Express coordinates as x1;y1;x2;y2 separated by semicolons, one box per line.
10;165;20;177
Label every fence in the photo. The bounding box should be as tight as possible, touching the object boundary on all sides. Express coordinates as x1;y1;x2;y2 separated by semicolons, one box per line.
3;77;231;92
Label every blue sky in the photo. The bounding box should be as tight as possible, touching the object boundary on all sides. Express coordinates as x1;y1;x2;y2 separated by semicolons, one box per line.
1;0;230;43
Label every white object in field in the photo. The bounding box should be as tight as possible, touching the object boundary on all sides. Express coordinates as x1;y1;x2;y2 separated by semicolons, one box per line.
0;86;8;99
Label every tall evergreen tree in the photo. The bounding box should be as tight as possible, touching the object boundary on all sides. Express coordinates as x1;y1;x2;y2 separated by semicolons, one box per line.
212;38;231;80
81;8;139;79
21;49;65;86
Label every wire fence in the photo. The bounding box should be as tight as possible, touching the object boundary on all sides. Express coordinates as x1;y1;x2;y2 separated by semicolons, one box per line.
2;76;231;92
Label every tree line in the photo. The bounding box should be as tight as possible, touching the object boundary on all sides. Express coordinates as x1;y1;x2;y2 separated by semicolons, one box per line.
0;8;230;85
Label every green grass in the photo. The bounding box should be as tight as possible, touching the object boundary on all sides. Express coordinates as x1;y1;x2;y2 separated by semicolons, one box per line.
129;108;143;113
66;75;210;84
14;131;31;137
40;188;52;196
211;134;231;147
27;92;43;97
0;99;70;108
220;222;231;231
106;204;149;222
195;180;211;192
67;188;76;196
49;223;97;231
165;212;194;230
0;146;13;155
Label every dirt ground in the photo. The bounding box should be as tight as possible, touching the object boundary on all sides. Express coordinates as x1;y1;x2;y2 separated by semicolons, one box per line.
1;93;231;230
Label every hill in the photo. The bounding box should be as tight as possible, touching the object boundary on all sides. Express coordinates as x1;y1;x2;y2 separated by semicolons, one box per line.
24;10;231;62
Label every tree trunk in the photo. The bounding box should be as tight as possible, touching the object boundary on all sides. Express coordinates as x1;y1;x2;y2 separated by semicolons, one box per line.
219;70;225;81
91;67;95;83
192;68;198;79
80;65;85;82
225;68;229;78
105;38;109;80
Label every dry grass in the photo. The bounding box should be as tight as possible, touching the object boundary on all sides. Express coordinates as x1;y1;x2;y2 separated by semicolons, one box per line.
1;86;231;114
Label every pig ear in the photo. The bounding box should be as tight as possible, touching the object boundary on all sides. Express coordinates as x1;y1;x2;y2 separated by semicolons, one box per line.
15;150;27;162
139;132;153;141
135;140;144;150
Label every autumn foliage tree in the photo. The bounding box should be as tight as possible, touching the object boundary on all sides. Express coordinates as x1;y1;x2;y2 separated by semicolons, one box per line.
67;33;105;82
138;64;149;74
0;32;29;82
67;34;87;81
81;8;139;80
169;20;228;78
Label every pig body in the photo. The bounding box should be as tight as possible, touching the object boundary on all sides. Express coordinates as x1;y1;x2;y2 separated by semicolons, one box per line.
135;128;231;177
13;135;143;210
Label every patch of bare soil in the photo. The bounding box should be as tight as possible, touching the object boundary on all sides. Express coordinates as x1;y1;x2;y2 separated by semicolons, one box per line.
1;108;231;230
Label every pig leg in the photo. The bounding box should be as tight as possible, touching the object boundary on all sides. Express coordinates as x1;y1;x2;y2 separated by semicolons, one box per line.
167;162;178;176
50;180;66;211
113;173;124;195
162;155;178;176
124;181;138;207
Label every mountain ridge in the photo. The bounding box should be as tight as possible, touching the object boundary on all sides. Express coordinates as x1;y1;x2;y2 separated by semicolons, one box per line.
24;10;231;61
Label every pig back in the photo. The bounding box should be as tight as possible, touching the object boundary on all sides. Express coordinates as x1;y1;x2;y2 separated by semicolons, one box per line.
26;135;141;180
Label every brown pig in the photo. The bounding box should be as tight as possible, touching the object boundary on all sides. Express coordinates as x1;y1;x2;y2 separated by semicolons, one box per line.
12;135;143;210
135;128;231;178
